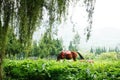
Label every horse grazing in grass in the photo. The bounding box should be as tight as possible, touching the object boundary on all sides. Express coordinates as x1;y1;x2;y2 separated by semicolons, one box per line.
57;51;84;61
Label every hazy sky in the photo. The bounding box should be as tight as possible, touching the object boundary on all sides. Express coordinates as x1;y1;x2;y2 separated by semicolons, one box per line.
88;0;120;48
57;0;120;50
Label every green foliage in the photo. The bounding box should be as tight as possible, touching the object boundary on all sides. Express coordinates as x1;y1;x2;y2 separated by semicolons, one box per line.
31;32;63;58
90;46;120;54
83;53;95;60
85;52;120;60
5;28;63;59
3;59;120;80
95;48;102;54
6;27;22;58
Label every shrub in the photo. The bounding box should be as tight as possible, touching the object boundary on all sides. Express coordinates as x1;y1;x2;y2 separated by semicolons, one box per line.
3;59;120;80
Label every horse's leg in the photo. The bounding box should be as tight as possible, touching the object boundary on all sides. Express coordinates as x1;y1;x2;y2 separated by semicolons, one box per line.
57;55;61;61
73;57;76;61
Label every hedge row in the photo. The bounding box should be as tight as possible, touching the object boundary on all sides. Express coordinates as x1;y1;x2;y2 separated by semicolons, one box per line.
3;59;120;80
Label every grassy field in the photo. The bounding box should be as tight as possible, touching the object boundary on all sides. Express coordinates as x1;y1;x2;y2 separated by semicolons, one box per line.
3;59;120;80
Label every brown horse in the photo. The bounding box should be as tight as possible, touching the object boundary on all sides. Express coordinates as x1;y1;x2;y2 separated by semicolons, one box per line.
57;51;84;61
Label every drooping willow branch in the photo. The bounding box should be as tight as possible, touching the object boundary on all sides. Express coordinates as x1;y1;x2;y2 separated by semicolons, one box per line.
0;0;96;52
84;0;96;40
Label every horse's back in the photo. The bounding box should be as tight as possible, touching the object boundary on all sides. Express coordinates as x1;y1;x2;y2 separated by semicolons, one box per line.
71;51;78;57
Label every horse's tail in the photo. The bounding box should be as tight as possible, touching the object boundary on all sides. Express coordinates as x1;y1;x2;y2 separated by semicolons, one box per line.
77;52;84;60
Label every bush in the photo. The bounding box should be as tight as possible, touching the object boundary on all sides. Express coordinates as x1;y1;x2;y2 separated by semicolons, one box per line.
116;53;120;59
3;59;120;80
98;52;117;60
83;53;96;59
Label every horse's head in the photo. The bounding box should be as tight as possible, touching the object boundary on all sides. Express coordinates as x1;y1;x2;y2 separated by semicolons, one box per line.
57;51;65;61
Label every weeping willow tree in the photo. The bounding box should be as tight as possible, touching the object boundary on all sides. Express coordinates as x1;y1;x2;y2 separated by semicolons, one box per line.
0;0;95;79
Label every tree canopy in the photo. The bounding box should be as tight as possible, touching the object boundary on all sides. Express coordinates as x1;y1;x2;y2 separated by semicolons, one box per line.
0;0;96;45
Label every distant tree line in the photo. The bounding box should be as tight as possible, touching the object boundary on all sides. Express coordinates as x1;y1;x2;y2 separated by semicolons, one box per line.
90;46;120;54
5;28;63;59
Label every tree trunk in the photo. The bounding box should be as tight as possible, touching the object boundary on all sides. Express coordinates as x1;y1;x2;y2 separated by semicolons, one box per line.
0;51;3;80
0;26;9;80
0;26;3;80
0;32;4;80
